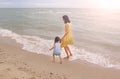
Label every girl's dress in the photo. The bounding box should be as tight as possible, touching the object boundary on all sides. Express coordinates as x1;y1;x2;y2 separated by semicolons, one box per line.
53;43;61;55
61;23;73;48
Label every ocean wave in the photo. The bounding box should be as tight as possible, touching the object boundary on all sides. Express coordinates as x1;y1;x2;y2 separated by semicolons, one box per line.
0;28;120;69
56;11;71;14
70;47;120;69
0;28;52;55
32;11;71;14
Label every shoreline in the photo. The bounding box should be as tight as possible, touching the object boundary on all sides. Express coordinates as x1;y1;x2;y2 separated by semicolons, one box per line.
0;29;120;70
0;36;118;70
0;38;120;79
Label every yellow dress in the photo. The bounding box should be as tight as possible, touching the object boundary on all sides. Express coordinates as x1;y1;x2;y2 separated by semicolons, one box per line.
61;23;73;48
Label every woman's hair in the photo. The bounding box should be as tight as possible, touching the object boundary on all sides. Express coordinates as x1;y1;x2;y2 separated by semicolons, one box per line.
54;36;61;43
62;15;71;24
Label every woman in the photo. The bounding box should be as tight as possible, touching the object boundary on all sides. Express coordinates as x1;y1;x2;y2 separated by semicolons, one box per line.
61;15;73;59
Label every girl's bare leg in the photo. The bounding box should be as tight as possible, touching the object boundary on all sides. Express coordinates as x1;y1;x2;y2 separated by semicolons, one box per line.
52;54;55;63
59;56;62;64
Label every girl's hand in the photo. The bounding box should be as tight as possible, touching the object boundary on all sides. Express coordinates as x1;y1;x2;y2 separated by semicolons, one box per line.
49;48;52;50
49;48;52;51
49;46;54;51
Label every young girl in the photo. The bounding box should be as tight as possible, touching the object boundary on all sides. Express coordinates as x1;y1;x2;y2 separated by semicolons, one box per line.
49;36;62;64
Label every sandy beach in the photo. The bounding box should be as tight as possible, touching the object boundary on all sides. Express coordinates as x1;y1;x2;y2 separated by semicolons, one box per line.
0;41;120;79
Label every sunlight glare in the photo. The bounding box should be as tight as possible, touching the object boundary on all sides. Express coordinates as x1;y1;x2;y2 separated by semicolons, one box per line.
98;0;120;9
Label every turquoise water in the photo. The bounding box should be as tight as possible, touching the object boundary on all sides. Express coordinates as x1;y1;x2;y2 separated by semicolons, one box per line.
0;8;120;69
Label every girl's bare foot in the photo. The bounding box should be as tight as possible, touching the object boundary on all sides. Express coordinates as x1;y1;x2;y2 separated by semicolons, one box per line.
52;60;55;63
60;61;62;64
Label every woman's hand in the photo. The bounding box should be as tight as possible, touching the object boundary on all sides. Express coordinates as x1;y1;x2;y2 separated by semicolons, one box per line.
61;36;64;42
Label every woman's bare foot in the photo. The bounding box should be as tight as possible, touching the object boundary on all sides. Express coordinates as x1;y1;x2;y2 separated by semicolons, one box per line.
70;54;72;56
64;56;69;59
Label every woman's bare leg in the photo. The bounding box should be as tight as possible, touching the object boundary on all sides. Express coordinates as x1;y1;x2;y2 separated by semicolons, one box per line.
66;46;72;56
64;47;69;58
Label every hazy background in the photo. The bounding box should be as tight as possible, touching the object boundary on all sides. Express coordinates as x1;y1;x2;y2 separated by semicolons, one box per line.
0;0;120;8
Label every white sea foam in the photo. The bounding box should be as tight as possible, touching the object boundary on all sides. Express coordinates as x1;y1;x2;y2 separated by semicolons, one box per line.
70;47;120;69
0;28;52;55
0;28;120;69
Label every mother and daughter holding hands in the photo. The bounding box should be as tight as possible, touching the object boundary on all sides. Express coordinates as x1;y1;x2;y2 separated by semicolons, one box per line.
49;15;73;64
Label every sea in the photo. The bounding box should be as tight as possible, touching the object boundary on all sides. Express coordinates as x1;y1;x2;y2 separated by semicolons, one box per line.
0;8;120;69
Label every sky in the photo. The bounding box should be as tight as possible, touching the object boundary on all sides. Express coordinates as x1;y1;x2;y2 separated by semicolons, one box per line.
0;0;120;8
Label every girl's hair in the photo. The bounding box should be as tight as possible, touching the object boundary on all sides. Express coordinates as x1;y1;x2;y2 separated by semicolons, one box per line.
54;36;61;43
62;15;71;24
